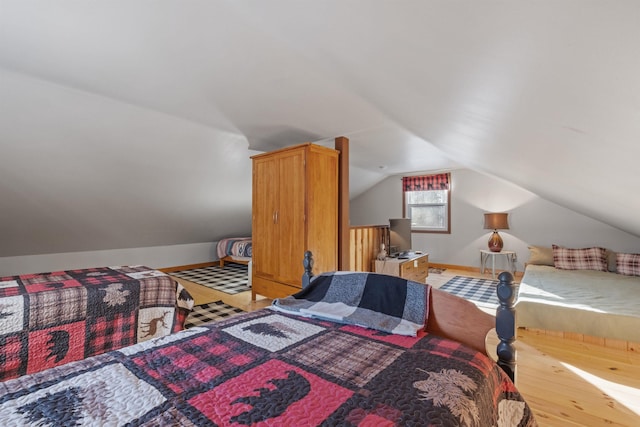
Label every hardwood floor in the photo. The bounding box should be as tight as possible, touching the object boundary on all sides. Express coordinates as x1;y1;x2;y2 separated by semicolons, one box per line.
173;275;271;311
509;328;640;426
171;266;640;426
439;267;640;426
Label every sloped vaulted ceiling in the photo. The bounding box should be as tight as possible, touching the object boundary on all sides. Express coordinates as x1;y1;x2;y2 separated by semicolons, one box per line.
1;1;639;257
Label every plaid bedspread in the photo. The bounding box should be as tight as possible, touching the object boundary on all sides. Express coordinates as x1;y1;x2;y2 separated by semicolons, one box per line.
0;309;537;426
272;271;429;336
0;265;194;381
216;237;252;258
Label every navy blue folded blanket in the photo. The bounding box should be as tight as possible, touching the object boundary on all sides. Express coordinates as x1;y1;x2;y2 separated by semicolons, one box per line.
271;271;430;336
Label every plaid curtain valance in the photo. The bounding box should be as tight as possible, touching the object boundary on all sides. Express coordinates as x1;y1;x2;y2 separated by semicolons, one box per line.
402;173;450;191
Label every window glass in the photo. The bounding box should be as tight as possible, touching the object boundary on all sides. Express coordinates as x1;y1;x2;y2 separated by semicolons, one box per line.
402;174;451;233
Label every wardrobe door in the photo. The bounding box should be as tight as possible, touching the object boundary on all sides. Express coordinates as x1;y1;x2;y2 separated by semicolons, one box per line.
252;155;279;281
275;148;306;286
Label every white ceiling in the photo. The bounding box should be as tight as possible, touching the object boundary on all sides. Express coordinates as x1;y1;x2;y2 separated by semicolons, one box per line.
1;1;639;257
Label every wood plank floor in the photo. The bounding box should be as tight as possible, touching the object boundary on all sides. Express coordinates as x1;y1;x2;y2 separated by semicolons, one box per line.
172;274;271;311
172;266;640;427
509;329;640;426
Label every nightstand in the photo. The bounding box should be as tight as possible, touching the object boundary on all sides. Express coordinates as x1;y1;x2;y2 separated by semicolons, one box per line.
480;249;516;279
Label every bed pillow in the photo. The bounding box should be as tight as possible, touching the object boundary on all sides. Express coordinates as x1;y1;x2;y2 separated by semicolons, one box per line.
527;245;554;266
552;245;608;271
607;249;617;272
616;253;640;276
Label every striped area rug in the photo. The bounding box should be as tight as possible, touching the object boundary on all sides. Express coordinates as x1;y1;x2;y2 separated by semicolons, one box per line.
438;276;499;308
185;300;245;328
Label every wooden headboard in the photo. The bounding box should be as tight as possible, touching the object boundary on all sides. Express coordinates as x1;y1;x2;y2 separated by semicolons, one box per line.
301;251;517;382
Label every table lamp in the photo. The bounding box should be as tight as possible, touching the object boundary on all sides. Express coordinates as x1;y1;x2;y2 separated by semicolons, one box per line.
484;212;509;252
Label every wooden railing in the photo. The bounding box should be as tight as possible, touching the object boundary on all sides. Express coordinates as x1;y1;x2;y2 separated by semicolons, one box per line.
349;225;389;272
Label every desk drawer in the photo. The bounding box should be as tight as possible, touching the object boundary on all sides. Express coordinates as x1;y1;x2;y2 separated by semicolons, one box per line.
400;255;428;283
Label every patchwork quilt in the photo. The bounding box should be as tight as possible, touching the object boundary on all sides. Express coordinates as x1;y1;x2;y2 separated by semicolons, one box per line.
0;309;536;426
0;265;194;381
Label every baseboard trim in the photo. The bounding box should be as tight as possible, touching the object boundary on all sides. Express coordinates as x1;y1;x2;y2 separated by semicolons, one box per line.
159;261;218;273
429;262;523;279
521;327;639;352
429;262;479;272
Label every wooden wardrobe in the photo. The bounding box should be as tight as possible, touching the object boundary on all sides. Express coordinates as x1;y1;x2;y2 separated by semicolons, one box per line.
251;143;339;300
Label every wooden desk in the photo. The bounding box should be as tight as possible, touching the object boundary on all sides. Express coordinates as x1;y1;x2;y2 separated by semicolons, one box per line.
373;253;429;283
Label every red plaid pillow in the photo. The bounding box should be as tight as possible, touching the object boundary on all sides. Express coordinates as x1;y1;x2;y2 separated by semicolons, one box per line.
616;253;640;276
552;245;608;271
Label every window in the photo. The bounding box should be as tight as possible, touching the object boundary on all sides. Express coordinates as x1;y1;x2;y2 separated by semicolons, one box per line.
402;173;451;233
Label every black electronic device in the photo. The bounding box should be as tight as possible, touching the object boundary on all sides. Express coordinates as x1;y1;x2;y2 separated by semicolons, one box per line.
389;218;412;257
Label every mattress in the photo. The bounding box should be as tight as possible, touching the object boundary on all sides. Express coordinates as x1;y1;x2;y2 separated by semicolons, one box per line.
516;265;640;342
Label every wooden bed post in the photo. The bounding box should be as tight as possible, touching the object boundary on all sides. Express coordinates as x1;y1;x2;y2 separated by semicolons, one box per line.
335;136;350;270
302;250;314;288
496;271;517;383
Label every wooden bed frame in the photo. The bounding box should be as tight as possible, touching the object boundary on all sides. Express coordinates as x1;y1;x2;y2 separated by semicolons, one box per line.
218;255;251;268
301;251;518;382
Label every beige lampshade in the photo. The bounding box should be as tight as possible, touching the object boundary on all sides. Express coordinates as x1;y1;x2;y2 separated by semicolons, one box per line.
484;212;509;230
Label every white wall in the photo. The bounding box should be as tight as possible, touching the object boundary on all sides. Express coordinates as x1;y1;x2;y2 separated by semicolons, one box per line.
0;242;219;276
350;169;640;272
0;70;254;259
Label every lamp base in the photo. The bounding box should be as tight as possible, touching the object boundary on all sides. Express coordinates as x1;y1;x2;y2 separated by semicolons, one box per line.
488;231;503;252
